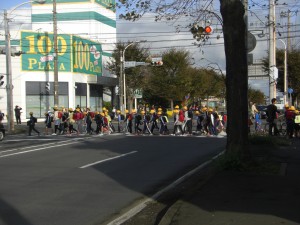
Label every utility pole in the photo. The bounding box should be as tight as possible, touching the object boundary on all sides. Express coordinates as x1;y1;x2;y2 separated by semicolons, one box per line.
4;10;14;132
119;50;124;114
269;0;276;101
53;0;59;106
287;10;291;52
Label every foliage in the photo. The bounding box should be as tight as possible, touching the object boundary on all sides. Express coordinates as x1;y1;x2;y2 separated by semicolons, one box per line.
248;87;265;104
145;49;191;102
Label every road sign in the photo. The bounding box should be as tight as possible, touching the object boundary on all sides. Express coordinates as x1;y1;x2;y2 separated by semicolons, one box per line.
247;31;257;53
124;61;136;68
133;89;142;98
288;88;293;94
125;61;150;68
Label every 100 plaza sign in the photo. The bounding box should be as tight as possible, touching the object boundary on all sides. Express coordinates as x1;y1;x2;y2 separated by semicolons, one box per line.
21;31;102;76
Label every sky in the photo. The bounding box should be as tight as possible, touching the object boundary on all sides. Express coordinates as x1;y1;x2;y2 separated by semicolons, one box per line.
1;0;300;98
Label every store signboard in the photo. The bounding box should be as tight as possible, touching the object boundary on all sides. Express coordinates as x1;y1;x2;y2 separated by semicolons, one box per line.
21;31;102;76
21;31;72;72
72;35;102;76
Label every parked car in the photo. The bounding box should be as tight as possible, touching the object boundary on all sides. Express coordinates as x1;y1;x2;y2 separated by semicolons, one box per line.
256;105;268;119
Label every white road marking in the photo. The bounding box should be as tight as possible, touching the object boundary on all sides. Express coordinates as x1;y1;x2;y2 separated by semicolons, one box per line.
106;151;225;225
79;151;138;169
0;139;84;158
4;139;60;142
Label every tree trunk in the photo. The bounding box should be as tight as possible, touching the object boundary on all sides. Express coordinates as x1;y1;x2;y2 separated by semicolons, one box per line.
170;99;174;110
220;0;249;159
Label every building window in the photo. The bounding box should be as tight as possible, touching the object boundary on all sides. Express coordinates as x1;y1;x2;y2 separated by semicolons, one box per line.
26;81;69;118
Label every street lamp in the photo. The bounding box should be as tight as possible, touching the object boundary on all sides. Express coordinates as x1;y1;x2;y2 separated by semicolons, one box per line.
120;40;146;114
277;39;288;106
4;0;46;132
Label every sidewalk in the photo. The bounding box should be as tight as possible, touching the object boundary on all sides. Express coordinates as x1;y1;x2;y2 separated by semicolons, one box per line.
158;139;300;225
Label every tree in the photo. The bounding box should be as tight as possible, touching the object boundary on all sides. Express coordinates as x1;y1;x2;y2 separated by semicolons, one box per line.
146;49;191;108
248;87;265;105
118;0;249;158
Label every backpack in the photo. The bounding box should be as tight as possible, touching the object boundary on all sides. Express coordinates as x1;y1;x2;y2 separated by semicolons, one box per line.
286;110;294;120
178;111;184;122
187;110;193;118
179;114;184;122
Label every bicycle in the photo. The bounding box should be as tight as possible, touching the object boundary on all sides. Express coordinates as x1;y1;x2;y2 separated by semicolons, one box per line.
264;116;287;136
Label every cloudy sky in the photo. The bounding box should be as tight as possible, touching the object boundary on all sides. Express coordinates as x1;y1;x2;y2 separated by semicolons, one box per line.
1;0;299;97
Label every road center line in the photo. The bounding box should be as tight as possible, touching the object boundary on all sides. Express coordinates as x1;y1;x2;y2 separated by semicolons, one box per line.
79;151;138;169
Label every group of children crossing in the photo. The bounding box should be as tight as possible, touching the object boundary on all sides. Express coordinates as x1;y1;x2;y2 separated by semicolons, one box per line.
30;105;227;137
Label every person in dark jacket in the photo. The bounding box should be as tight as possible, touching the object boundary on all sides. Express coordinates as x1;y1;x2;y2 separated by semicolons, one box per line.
266;98;280;136
14;105;22;124
28;112;40;136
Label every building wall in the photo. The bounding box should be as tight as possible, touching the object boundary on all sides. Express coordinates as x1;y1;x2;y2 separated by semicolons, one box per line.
0;0;116;122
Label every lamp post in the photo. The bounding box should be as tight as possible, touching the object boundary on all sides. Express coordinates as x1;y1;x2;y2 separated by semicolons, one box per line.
4;0;45;132
121;40;146;113
278;39;287;105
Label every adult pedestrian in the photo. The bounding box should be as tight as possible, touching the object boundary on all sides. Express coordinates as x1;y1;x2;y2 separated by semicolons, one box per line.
0;110;4;123
266;98;280;136
14;105;22;124
251;102;259;119
27;112;40;136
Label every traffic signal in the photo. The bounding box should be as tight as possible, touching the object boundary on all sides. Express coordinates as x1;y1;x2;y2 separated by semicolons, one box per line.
45;82;50;92
190;24;213;37
0;75;4;87
151;61;163;66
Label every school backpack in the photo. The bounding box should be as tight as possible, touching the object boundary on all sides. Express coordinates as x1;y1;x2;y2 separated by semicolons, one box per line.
285;110;294;120
178;111;185;122
187;110;193;118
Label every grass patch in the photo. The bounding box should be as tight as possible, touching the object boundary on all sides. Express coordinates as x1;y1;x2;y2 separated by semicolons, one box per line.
249;135;291;147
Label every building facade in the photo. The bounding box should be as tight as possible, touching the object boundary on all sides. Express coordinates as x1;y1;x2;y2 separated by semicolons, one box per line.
0;0;117;121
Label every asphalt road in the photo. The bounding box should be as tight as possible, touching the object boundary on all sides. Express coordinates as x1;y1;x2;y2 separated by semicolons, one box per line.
0;128;226;225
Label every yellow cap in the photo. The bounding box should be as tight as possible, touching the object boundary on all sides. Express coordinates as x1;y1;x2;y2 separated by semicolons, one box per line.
158;107;162;111
183;106;188;110
174;105;179;109
290;106;295;111
141;110;145;114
